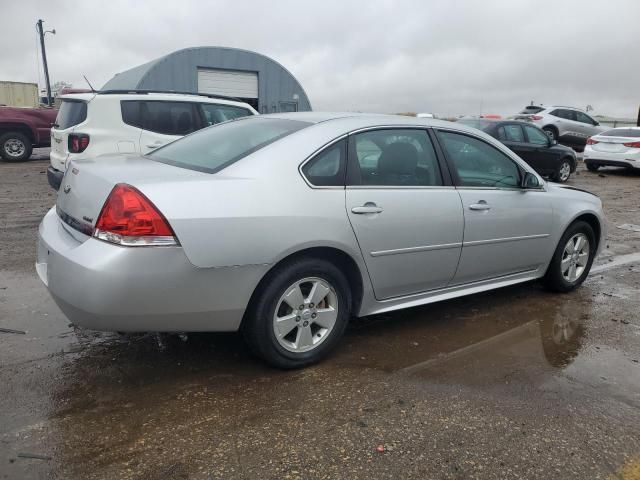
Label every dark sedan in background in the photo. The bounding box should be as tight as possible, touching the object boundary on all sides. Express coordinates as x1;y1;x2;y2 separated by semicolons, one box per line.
457;118;577;182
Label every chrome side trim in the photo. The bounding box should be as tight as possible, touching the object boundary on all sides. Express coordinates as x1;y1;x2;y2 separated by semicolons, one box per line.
371;242;462;257
463;233;549;247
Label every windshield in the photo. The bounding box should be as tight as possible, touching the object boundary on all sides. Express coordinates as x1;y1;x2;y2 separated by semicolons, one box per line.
149;117;310;173
601;128;640;138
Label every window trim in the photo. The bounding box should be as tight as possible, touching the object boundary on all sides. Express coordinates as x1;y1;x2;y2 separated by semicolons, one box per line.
345;126;452;189
433;128;528;191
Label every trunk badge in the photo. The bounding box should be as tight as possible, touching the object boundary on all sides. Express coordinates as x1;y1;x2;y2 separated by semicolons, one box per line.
63;185;71;194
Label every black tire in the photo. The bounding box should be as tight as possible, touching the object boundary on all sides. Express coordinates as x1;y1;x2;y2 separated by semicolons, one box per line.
542;126;558;142
542;221;596;293
0;132;33;162
586;162;599;172
552;158;572;182
242;257;352;369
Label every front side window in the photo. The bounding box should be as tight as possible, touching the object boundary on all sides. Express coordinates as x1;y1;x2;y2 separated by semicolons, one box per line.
200;103;252;126
149;117;309;173
55;100;87;130
302;139;346;186
523;125;549;145
575;111;595;125
349;129;442;186
438;131;521;188
498;124;525;142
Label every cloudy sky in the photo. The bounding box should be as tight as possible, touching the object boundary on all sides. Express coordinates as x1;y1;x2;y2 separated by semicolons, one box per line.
1;0;638;117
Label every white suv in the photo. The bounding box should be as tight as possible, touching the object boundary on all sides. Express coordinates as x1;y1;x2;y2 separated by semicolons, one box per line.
48;90;257;189
513;105;607;148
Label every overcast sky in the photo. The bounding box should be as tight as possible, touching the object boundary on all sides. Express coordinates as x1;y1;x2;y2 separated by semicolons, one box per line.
1;0;638;117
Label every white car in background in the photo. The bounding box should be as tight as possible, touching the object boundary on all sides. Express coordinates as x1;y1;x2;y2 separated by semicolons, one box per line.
583;127;640;172
48;90;257;189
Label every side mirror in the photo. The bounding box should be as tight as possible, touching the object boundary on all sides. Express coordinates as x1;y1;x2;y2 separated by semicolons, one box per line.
521;172;542;189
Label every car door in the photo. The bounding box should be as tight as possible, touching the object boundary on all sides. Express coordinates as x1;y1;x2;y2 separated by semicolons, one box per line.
521;124;557;175
435;129;553;285
575;111;602;139
345;128;464;300
137;101;201;154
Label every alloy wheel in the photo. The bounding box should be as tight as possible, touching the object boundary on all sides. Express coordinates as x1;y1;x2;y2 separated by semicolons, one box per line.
561;233;590;282
559;162;571;182
272;277;338;353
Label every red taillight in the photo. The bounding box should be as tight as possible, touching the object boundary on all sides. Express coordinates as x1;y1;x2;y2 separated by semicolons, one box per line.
94;183;177;246
623;141;640;148
531;115;543;120
586;137;599;145
68;134;90;153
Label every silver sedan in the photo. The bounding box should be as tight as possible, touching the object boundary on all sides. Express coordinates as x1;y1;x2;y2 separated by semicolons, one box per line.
37;113;606;368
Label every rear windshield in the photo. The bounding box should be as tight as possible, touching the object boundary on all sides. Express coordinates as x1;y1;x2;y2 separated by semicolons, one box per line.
519;106;544;114
55;100;87;129
601;128;640;138
457;119;491;130
149;117;310;173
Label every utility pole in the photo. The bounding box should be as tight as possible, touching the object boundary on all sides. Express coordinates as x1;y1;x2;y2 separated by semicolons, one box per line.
36;19;54;107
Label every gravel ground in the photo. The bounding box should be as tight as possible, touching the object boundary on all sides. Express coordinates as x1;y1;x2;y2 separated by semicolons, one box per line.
1;151;639;480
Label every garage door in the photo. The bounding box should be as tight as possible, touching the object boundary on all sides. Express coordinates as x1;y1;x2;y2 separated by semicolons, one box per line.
197;69;258;98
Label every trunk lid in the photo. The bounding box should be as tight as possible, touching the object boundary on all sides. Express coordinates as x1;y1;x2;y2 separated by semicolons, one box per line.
56;155;204;240
592;135;637;153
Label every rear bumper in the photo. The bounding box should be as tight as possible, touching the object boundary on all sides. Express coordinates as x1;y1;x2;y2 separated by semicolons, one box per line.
36;207;268;332
47;166;63;190
584;158;639;169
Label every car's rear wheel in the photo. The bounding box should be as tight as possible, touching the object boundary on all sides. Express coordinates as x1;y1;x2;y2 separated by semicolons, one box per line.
552;159;572;182
542;126;558;142
0;132;33;162
586;162;599;172
542;221;596;292
242;257;351;369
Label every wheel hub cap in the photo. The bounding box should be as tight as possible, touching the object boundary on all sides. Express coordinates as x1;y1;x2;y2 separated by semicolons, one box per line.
273;277;338;353
561;233;590;282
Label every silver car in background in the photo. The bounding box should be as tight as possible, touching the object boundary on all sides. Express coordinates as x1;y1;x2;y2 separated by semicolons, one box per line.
514;105;607;147
37;113;606;368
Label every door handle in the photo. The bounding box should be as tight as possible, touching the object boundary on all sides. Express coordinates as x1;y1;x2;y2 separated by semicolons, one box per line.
469;201;491;211
147;142;165;149
351;203;383;214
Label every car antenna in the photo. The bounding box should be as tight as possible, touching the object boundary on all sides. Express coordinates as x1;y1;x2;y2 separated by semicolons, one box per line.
83;75;96;93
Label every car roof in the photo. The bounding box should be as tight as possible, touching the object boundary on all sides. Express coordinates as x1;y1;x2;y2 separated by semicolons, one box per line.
264;111;459;128
58;92;253;108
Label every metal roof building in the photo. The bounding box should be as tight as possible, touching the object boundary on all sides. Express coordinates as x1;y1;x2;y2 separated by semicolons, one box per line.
102;47;311;113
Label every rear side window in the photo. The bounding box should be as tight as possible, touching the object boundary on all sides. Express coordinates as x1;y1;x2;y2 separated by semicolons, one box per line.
349;129;443;187
601;128;640;137
55;101;87;129
199;103;252;126
551;109;576;121
149;118;310;173
121;101;201;135
302;139;346;186
497;124;525;142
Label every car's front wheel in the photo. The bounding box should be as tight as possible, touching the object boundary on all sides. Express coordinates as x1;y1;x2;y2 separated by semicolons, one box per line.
542;221;596;293
552;159;572;182
242;257;352;369
0;132;33;162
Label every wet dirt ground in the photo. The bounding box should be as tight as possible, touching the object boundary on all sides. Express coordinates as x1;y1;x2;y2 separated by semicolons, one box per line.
1;152;639;479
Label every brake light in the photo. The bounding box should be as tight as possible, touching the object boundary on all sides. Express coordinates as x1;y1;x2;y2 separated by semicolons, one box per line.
68;134;90;153
586;137;599;145
623;141;640;148
93;184;178;246
531;115;543;120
